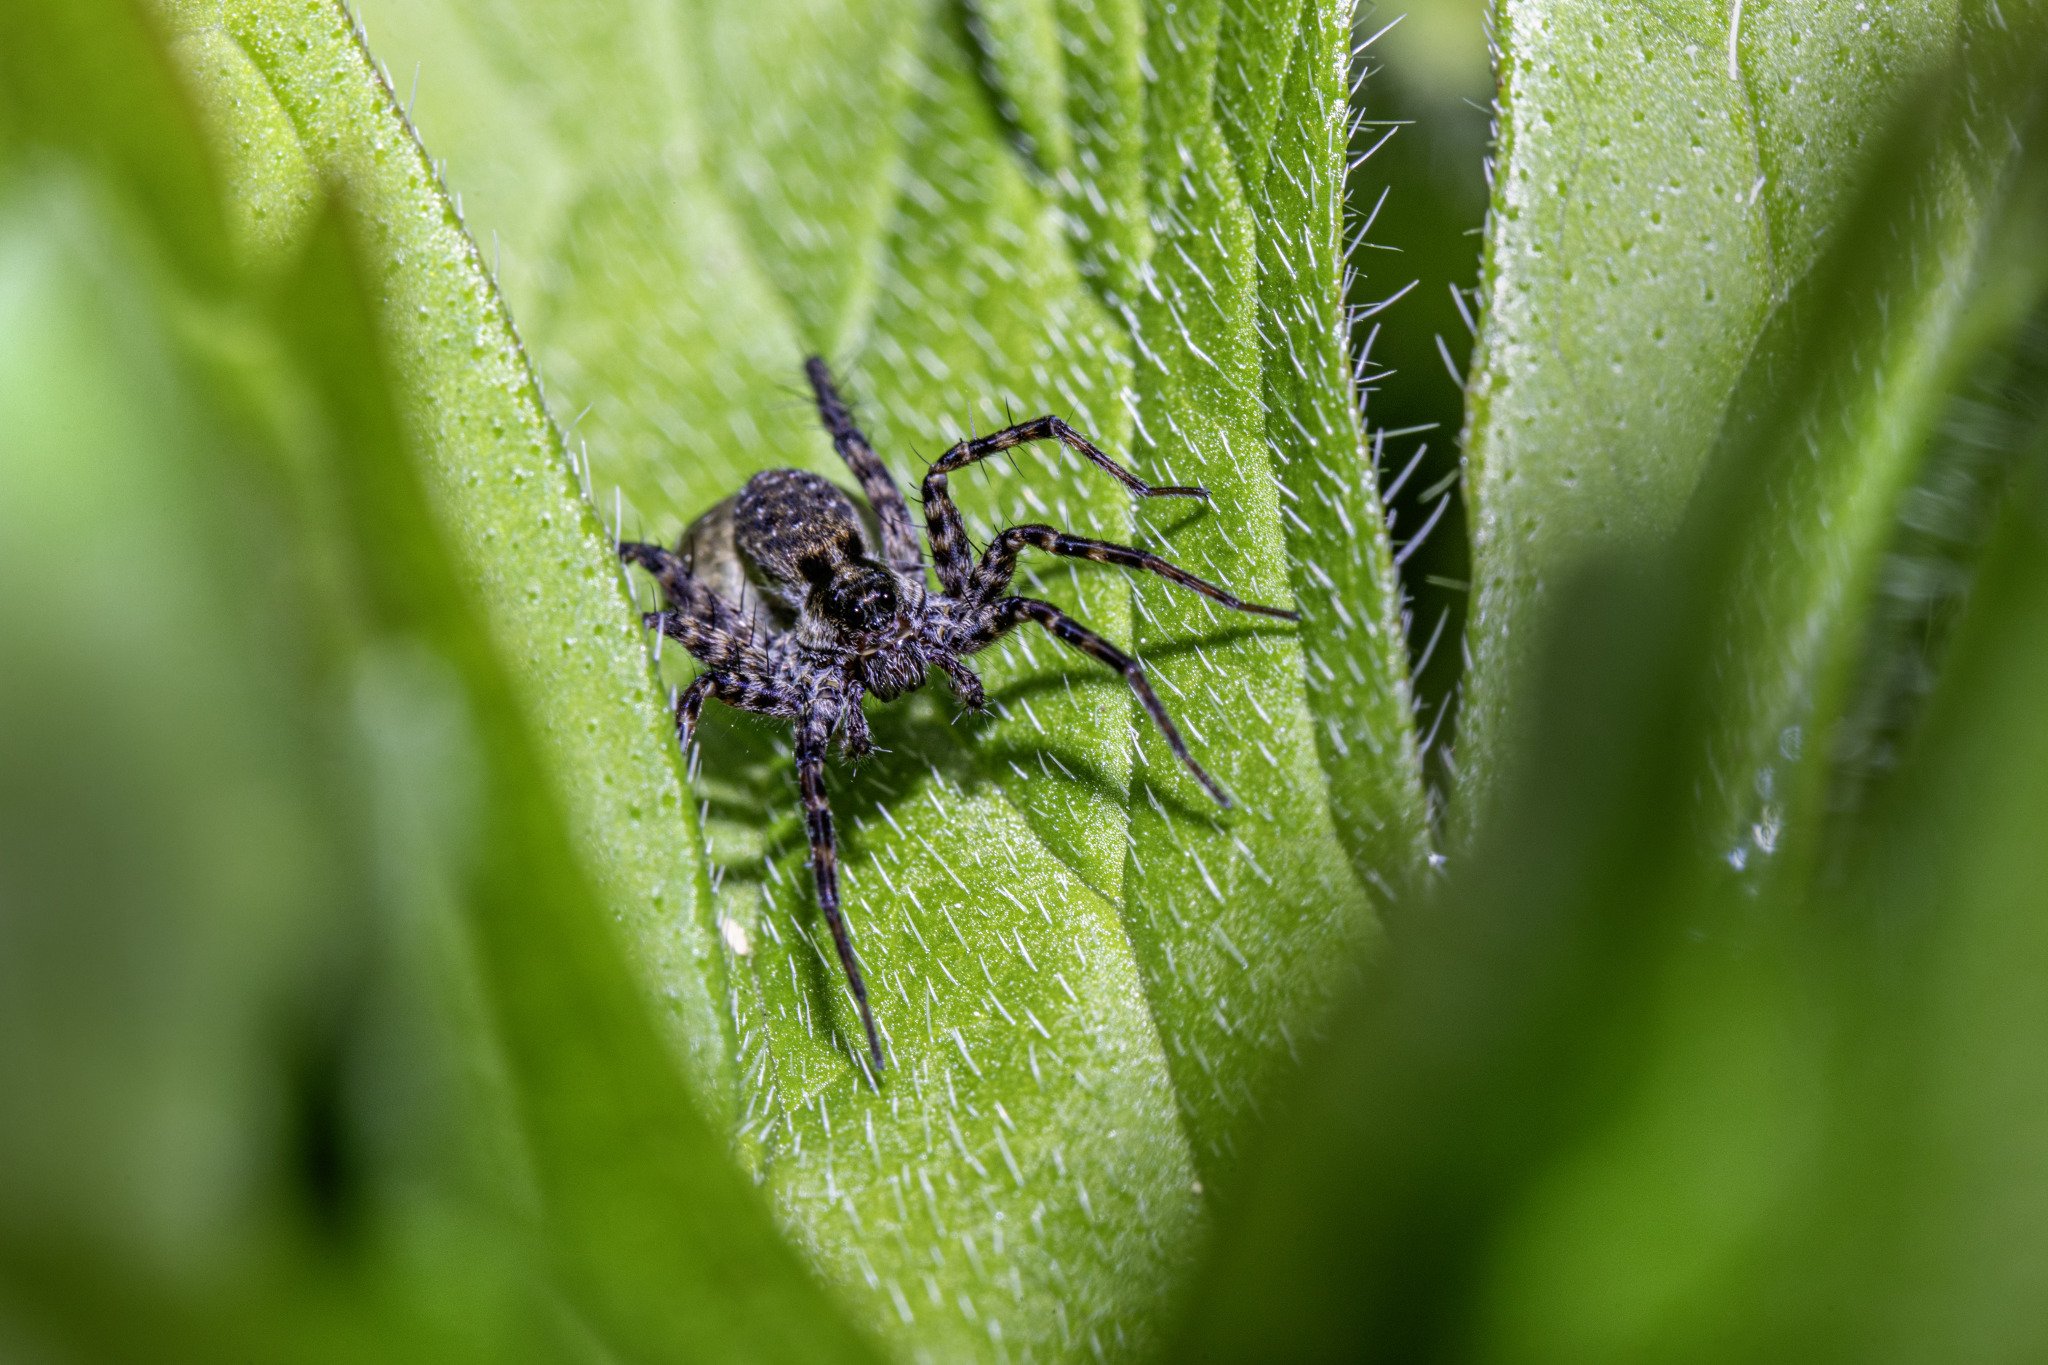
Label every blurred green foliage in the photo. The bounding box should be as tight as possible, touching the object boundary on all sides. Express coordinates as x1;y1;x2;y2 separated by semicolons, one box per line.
3;0;2047;1363
1344;0;1493;810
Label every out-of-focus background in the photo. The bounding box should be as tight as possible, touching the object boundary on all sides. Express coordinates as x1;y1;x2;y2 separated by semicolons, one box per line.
8;0;2048;1362
1349;0;1491;815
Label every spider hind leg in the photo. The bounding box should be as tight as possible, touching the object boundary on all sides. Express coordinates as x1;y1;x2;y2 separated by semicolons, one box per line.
803;357;924;577
621;541;771;674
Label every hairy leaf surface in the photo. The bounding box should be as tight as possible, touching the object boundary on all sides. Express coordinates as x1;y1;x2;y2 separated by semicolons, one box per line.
150;0;1425;1358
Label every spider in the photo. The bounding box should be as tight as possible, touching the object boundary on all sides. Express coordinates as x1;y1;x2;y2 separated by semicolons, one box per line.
619;357;1298;1073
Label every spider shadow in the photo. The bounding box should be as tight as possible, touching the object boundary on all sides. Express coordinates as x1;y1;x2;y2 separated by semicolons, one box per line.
967;727;1223;827
989;618;1293;708
687;707;794;843
691;690;1005;869
691;617;1289;857
1131;496;1214;539
692;685;1048;1067
951;700;1222;827
949;710;1131;813
688;614;1287;1056
955;619;1294;825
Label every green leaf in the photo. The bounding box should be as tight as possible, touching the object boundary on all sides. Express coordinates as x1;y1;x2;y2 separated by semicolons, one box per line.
965;0;1073;176
277;201;889;1365
1685;9;2048;879
1254;0;1430;917
701;0;931;352
1462;59;2048;1360
348;5;1203;1360
20;0;1423;1353
189;0;1422;1354
1807;317;2048;1361
1455;0;1975;826
1163;19;2048;1362
2;2;885;1359
1115;0;1420;1181
1164;546;1721;1361
157;0;739;1113
20;0;2048;1357
0;167;349;1334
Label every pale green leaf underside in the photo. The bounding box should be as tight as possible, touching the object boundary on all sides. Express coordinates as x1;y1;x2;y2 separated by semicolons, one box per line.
161;0;1426;1358
1457;0;1967;827
1692;0;2048;878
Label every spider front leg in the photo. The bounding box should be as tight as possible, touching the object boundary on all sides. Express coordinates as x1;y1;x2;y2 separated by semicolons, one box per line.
919;415;1209;598
620;541;768;674
839;698;874;760
968;523;1300;620
667;672;801;764
935;656;987;713
795;703;885;1072
991;596;1234;808
673;672;716;752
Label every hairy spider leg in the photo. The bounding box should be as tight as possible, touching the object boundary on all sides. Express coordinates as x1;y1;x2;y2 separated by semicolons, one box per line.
673;674;878;1066
920;415;1210;597
839;693;875;758
794;698;886;1071
968;524;1302;620
804;357;924;577
934;655;987;711
982;596;1234;808
619;542;773;674
623;535;883;1071
674;673;715;750
673;672;801;750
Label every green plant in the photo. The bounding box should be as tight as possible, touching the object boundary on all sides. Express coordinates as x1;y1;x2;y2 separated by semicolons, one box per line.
3;0;2046;1361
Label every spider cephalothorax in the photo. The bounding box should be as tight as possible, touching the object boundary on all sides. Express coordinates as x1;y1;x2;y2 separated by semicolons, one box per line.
620;358;1298;1074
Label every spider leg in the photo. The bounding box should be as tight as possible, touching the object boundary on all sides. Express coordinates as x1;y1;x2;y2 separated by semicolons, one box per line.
796;703;886;1071
804;357;924;577
935;656;987;712
969;523;1301;620
840;695;874;759
620;541;770;673
920;415;1209;598
990;596;1233;808
674;673;714;752
669;672;802;752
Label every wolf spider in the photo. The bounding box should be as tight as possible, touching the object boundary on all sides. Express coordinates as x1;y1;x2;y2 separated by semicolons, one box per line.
619;358;1297;1073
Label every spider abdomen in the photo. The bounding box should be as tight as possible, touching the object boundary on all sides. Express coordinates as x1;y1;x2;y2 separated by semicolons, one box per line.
732;469;871;588
681;469;894;618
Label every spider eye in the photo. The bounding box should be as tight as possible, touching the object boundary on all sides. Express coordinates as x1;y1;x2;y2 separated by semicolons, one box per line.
822;570;897;633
